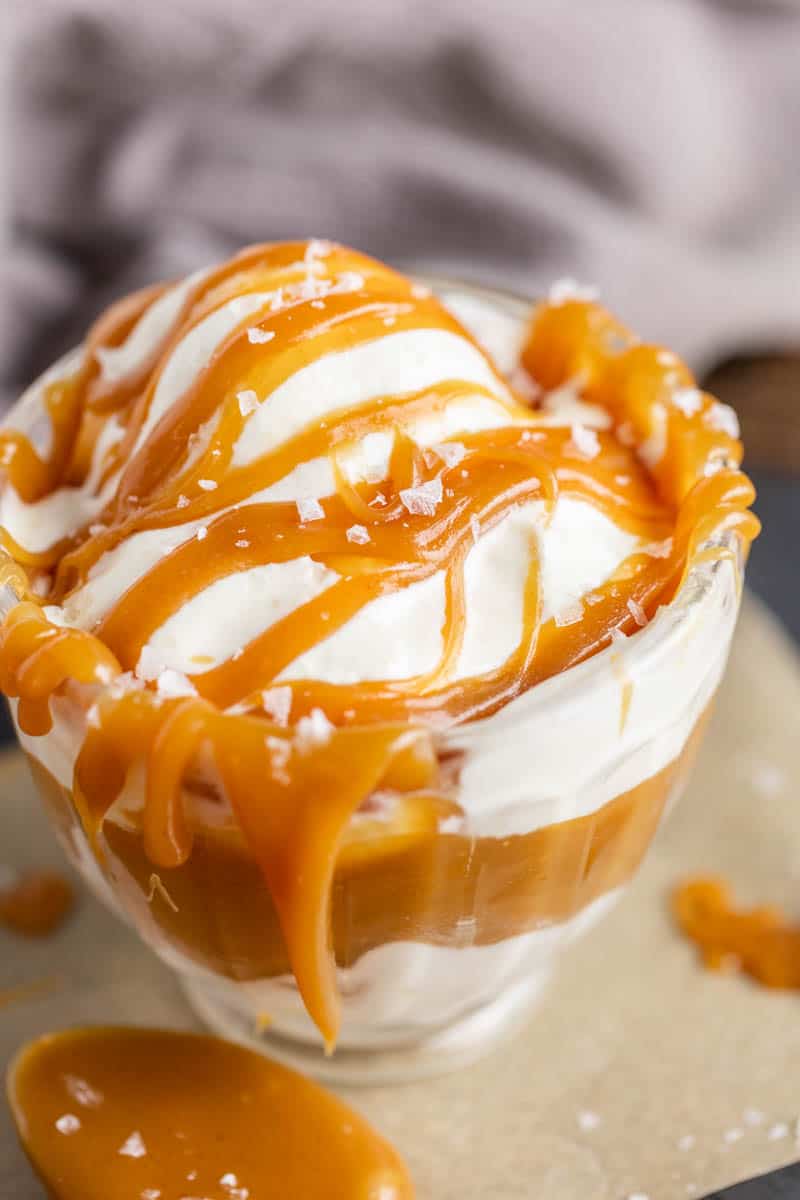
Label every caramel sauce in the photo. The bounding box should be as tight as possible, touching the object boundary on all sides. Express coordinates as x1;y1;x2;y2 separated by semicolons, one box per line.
674;877;800;988
0;869;74;937
8;1026;413;1199
28;711;707;990
0;242;759;1046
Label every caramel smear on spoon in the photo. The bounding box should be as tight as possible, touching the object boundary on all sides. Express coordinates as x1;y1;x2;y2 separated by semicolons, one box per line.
0;869;74;937
7;1026;414;1200
674;877;800;988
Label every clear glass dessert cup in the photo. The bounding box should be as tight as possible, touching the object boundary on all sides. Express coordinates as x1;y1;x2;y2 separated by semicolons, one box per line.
4;282;748;1084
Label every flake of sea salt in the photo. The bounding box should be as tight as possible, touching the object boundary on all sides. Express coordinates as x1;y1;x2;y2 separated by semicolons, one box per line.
625;1193;650;1200
141;1190;161;1199
88;523;107;537
334;271;365;293
311;299;325;309
295;707;334;752
55;1114;81;1135
567;423;600;460
411;283;431;299
370;492;387;507
431;442;466;468
156;670;197;699
198;478;217;491
577;1110;601;1131
627;598;647;627
399;478;443;517
768;1122;789;1141
64;1075;103;1109
247;327;275;344
176;494;190;509
672;387;704;417
220;1173;250;1199
723;1128;744;1144
615;474;631;486
266;735;292;785
118;1131;147;1158
584;592;602;606
383;316;396;327
677;1134;695;1151
743;1107;765;1127
346;524;371;545
237;389;258;417
549;277;599;305
196;526;208;541
705;401;740;439
555;601;584;628
262;686;292;726
296;497;325;523
235;538;250;549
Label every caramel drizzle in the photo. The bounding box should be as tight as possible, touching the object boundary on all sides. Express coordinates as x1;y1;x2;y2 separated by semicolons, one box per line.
0;244;759;1045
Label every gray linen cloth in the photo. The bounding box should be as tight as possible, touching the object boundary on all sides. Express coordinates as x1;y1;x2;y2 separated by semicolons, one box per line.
2;0;800;408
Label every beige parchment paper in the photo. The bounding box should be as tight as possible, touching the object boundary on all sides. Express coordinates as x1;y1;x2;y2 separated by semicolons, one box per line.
2;591;799;1199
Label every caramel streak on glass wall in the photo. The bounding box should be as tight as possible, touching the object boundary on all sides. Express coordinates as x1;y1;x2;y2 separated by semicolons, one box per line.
0;242;758;1052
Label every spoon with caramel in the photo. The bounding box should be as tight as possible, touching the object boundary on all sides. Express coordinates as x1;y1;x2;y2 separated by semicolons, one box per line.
7;1026;413;1199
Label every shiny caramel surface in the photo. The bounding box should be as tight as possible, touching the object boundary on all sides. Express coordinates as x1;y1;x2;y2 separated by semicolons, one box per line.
0;869;74;937
674;877;800;989
0;242;759;1045
8;1026;413;1199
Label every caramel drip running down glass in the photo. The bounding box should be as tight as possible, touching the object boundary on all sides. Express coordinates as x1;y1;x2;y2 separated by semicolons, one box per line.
0;242;758;1082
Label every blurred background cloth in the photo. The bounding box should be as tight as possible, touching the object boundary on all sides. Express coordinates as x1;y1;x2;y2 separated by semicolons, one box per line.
0;0;797;645
3;0;800;404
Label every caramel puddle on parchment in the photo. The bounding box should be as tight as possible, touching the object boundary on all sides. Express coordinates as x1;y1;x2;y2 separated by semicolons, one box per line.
7;1026;414;1200
0;870;74;937
674;877;800;989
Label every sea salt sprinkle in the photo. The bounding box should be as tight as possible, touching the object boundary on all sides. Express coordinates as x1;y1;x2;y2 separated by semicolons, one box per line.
577;1110;601;1131
235;539;250;549
346;524;371;545
705;400;740;439
742;1107;765;1127
567;423;600;460
64;1075;103;1109
430;441;466;468
677;1134;695;1152
549;277;599;305
296;497;325;523
262;686;292;726
118;1130;147;1158
723;1127;744;1144
176;494;190;508
399;478;443;517
555;600;584;628
247;327;275;345
220;1172;250;1199
237;389;259;417
295;707;334;752
55;1113;81;1135
198;478;217;491
627;598;648;627
671;387;704;417
768;1122;789;1141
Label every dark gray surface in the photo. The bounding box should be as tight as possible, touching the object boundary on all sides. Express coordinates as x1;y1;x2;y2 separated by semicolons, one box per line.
707;1162;800;1198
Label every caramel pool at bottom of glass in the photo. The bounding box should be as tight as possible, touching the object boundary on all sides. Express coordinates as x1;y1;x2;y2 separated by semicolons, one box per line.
27;710;708;989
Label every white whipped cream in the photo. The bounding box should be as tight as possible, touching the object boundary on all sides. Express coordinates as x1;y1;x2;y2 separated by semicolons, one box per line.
0;271;640;695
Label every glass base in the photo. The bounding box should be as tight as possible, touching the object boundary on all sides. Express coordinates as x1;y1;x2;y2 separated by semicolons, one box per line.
181;970;548;1085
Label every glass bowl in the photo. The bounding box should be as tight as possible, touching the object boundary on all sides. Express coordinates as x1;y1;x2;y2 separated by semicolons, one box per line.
3;280;748;1083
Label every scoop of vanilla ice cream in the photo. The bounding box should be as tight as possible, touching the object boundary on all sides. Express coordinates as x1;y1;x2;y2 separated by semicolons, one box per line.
1;260;638;695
